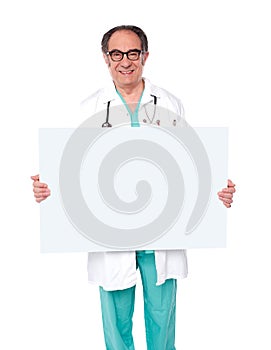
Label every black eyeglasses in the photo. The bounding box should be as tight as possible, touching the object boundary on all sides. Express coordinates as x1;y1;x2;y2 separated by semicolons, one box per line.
106;49;144;62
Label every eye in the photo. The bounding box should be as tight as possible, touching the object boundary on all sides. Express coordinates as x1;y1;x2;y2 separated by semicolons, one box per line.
111;51;123;61
128;51;140;60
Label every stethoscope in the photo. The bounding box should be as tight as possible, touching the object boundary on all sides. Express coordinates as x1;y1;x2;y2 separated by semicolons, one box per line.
102;94;158;127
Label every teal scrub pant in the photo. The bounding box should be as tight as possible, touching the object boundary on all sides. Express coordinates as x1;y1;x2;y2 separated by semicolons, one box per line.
99;251;177;350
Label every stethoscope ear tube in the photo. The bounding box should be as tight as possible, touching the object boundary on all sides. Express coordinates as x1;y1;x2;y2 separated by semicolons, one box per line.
102;101;112;127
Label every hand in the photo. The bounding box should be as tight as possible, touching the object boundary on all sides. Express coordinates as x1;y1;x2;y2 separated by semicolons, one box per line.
217;179;236;208
31;174;51;203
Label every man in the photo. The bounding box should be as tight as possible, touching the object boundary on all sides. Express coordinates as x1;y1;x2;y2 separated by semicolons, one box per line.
31;25;235;350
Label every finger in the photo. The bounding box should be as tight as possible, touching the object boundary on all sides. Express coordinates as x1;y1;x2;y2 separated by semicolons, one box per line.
223;198;233;204
35;191;51;200
33;187;50;194
224;202;231;208
222;187;236;194
31;174;40;181
31;174;48;189
218;195;233;204
35;193;48;200
218;192;233;199
36;197;47;203
227;179;236;188
217;191;233;198
218;197;232;207
33;181;48;188
218;187;235;195
217;192;233;202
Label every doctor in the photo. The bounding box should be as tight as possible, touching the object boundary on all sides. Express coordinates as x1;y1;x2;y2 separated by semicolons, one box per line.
31;25;236;350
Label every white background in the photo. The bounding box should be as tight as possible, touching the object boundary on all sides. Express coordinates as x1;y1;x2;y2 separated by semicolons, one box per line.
1;0;270;349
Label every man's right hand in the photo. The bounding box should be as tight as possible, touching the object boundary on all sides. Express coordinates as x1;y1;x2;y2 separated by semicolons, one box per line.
31;174;51;203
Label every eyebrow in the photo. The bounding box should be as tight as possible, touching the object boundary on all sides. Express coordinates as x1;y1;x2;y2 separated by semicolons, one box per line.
107;48;142;52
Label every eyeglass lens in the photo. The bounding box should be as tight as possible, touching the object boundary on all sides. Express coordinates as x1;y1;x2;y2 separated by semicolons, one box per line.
108;50;142;61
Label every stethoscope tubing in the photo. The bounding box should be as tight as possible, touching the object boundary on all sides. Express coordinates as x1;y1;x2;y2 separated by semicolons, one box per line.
102;101;112;127
102;95;157;127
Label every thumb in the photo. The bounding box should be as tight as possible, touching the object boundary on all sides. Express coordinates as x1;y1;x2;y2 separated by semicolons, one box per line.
31;174;40;181
227;179;235;187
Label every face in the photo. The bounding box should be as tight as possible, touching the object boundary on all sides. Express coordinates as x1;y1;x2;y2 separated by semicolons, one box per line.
103;30;149;91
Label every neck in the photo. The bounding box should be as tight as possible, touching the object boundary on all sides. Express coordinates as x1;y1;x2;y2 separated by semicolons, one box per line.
114;79;144;100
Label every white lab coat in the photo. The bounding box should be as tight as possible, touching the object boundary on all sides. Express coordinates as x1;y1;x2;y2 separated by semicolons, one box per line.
81;78;188;291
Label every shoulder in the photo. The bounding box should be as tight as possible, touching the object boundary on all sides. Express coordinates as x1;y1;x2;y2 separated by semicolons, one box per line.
145;79;187;126
80;88;105;118
145;79;185;117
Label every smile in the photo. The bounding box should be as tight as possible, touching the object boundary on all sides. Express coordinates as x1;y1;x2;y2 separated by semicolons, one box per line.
119;70;134;75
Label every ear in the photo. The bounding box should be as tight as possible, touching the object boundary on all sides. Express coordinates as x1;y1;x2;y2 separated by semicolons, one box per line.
103;52;110;66
142;51;149;66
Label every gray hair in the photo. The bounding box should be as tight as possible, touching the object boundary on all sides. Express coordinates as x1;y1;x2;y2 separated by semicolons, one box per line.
101;25;148;53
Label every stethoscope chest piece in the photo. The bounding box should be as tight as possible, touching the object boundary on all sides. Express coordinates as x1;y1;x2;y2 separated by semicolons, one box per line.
102;121;112;127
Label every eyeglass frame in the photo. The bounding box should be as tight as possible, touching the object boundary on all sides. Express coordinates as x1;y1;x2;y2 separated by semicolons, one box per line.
106;49;145;62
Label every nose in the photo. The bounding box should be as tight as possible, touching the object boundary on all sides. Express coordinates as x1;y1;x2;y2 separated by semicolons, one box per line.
120;55;132;67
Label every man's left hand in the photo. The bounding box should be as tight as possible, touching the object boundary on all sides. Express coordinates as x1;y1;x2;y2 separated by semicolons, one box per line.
217;179;236;208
